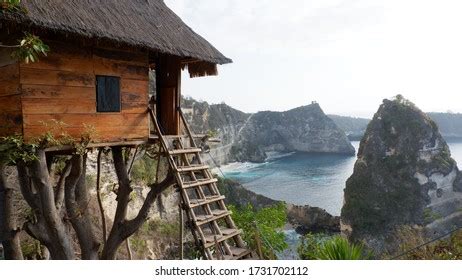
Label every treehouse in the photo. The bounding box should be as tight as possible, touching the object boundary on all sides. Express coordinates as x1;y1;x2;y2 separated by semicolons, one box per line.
0;0;231;145
0;1;255;260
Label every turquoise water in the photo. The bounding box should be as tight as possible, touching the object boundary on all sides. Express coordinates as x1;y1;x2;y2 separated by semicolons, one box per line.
222;141;462;216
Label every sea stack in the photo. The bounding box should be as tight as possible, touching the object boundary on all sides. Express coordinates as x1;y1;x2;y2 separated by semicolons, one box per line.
341;97;462;253
231;102;356;162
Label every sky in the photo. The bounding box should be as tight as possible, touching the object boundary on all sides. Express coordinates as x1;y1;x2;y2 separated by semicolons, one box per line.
165;0;462;118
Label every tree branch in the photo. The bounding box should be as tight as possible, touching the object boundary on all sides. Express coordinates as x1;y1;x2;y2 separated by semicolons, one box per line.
111;147;132;225
64;154;99;260
101;148;174;260
96;148;107;245
124;173;175;235
55;160;72;211
17;162;40;210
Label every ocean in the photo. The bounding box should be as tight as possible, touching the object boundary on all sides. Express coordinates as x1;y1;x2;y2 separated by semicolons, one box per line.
220;141;462;259
221;141;462;216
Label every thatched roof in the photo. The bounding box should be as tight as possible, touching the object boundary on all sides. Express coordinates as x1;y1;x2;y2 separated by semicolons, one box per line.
0;0;232;65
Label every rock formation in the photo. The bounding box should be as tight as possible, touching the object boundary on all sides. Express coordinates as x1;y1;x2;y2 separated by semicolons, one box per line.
341;97;462;253
183;98;355;164
219;179;340;233
182;97;250;166
231;103;355;162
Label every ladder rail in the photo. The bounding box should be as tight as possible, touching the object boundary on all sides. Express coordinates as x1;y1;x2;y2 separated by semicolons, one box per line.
149;107;255;260
148;108;209;259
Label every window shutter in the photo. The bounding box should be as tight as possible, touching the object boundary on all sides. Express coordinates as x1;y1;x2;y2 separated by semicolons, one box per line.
97;76;121;112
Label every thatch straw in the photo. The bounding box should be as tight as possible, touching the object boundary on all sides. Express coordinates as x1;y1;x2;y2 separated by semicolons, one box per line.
0;0;232;65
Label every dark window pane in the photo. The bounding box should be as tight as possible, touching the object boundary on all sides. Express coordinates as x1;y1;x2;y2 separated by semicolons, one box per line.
97;76;120;112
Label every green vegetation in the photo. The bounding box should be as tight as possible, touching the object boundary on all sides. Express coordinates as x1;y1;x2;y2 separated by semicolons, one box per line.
131;154;160;185
298;233;370;260
0;135;37;165
1;1;50;63
21;239;44;260
130;219;180;259
229;203;288;259
423;208;442;224
0;0;23;12
393;226;462;260
11;33;50;63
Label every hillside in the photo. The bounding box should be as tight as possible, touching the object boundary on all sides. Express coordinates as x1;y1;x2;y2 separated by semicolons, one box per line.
328;113;462;141
182;98;355;164
327;115;370;140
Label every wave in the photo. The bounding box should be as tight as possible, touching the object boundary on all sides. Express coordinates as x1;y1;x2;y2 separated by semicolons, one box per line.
213;161;268;176
266;151;296;161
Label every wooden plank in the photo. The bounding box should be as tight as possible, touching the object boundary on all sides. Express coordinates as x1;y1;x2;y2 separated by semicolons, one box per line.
20;68;95;87
0;82;21;97
93;55;149;81
0;111;22;128
20;47;93;73
22;98;96;114
0;96;21;112
121;102;147;114
0;49;16;67
0;126;22;137
23;113;148;128
21;84;95;99
24;126;149;142
92;48;148;66
121;79;148;103
0;64;19;82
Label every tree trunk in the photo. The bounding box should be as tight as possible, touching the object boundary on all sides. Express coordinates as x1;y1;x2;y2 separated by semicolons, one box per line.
100;147;174;259
0;163;23;260
19;150;75;260
64;154;100;259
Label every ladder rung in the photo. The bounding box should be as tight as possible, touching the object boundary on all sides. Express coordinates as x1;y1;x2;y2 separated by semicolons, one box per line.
169;148;202;155
220;228;238;235
203;233;222;243
183;178;218;189
229;246;252;258
195;214;214;222
196;210;231;226
189;195;225;208
176;165;209;172
204;229;242;248
212;209;228;216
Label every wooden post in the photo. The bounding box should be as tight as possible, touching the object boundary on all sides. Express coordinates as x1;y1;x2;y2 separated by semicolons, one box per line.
254;222;264;260
125;239;133;260
179;203;184;260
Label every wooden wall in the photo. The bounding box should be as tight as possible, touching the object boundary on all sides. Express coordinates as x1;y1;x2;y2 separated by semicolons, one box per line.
19;42;150;143
0;48;22;137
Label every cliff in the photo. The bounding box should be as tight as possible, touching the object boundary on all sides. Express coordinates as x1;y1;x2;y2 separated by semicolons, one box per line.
427;112;462;140
328;115;370;141
182;97;250;166
218;178;340;233
341;98;462;253
183;98;355;164
231;103;355;162
329;112;462;141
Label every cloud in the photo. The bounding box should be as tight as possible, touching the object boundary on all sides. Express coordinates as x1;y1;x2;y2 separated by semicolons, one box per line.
164;0;462;117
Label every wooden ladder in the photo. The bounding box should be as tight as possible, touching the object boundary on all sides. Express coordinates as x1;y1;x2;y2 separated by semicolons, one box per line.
148;108;254;260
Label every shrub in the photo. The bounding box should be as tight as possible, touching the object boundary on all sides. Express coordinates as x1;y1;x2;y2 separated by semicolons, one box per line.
298;234;370;260
229;203;288;259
